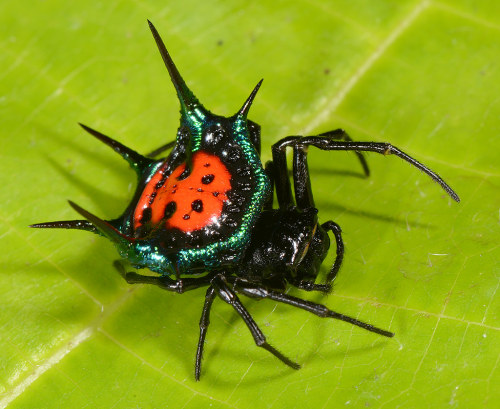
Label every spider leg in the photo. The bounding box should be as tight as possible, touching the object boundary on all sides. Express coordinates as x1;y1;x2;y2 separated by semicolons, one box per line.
233;279;394;338
288;278;331;293
145;140;176;158
291;130;372;209
112;261;213;293
318;129;370;176
287;220;343;292
272;130;370;209
195;286;216;381
271;139;295;208
277;137;460;202
248;119;261;156
283;220;343;292
212;274;300;370
322;221;344;283
292;144;315;209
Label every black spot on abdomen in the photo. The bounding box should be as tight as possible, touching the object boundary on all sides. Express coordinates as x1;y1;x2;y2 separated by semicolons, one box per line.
164;201;177;219
191;199;203;213
141;207;152;224
202;174;215;184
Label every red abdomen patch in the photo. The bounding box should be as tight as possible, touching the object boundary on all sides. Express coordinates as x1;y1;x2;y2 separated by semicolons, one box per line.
134;151;231;233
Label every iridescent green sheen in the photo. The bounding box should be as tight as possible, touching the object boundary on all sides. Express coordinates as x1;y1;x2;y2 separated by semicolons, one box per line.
132;242;173;274
180;107;206;151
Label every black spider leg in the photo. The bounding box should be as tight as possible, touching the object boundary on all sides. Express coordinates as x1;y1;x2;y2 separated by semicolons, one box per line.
247;119;261;156
269;144;330;291
209;274;300;371
272;130;370;209
276;136;460;202
321;221;344;283
318;129;370;176
291;279;332;294
232;278;394;338
145;140;176;158
292;220;344;292
113;261;214;293
271;138;295;208
195;286;216;380
292;144;315;209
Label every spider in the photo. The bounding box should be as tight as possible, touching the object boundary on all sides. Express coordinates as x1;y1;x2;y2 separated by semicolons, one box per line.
32;21;460;380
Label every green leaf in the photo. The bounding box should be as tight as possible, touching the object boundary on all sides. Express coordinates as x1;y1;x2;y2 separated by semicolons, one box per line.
1;1;498;408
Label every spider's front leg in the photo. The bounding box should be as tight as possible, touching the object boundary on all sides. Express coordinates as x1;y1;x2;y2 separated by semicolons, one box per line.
317;129;370;176
275;136;460;202
271;129;369;209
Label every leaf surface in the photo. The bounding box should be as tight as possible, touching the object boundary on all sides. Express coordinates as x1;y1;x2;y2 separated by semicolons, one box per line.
0;1;498;408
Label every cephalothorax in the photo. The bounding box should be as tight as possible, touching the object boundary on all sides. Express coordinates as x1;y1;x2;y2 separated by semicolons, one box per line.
32;21;460;380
